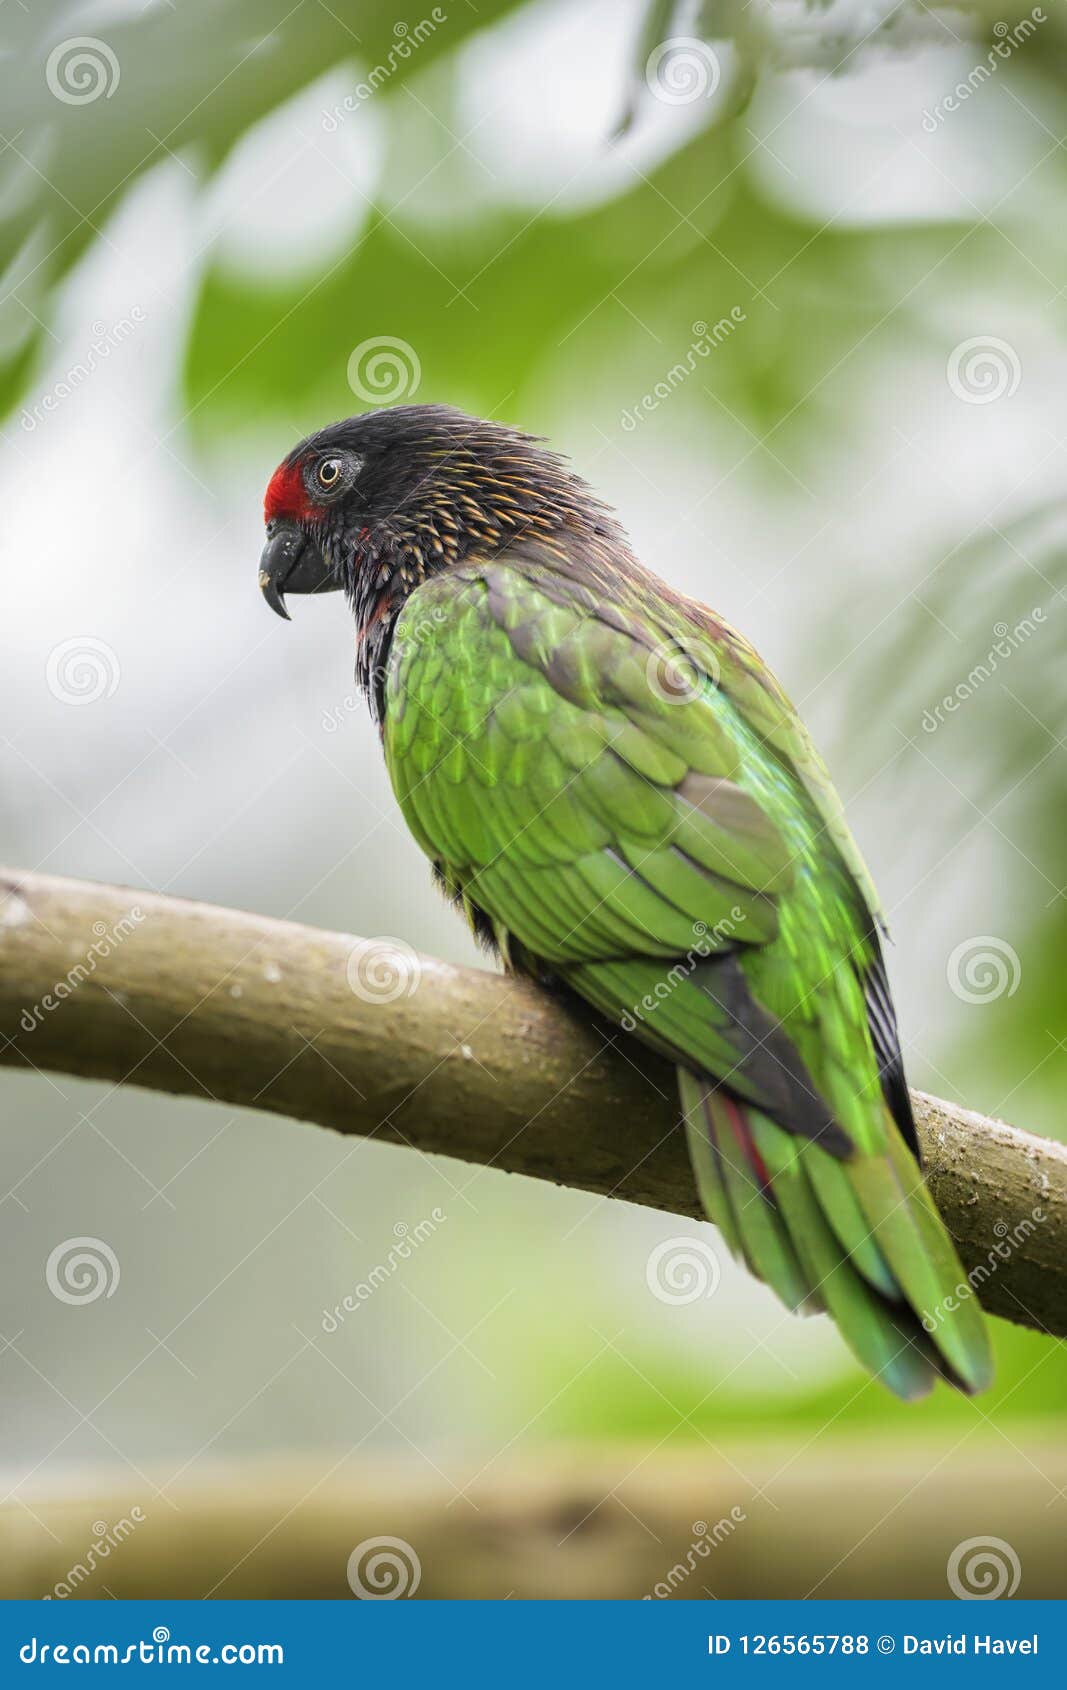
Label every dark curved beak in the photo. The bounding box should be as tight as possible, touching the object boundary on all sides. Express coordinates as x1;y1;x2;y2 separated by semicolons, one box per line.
258;520;339;620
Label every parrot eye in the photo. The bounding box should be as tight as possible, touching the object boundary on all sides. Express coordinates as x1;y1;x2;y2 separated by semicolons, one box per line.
316;457;344;491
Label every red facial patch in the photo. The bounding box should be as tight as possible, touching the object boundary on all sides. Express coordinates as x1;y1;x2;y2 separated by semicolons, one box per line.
264;457;319;525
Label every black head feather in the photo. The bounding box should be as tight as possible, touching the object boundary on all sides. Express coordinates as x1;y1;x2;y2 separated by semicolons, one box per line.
268;404;629;719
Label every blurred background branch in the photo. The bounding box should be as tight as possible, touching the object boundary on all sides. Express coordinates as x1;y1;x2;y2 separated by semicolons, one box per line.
4;1444;1066;1599
3;867;1064;1338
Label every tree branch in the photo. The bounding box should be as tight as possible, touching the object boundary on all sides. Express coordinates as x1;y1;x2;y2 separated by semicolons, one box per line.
2;867;1064;1338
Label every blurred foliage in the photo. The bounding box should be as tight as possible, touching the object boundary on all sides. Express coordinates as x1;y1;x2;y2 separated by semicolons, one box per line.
3;0;1066;1442
0;0;527;413
539;1317;1067;1442
5;0;1064;414
866;503;1067;1131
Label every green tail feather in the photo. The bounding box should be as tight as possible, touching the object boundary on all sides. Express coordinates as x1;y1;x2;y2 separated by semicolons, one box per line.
682;1075;814;1315
679;1072;994;1400
848;1126;994;1393
802;1144;898;1300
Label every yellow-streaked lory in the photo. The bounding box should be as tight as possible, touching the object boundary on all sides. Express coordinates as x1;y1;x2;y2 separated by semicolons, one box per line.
259;404;991;1400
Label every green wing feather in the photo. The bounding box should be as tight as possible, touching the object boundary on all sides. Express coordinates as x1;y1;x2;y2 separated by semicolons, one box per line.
383;545;992;1398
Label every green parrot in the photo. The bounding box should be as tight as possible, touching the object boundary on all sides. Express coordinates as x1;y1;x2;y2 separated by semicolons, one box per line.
259;404;992;1400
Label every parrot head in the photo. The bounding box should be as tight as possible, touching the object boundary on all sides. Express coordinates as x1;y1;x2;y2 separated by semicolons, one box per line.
259;403;619;622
